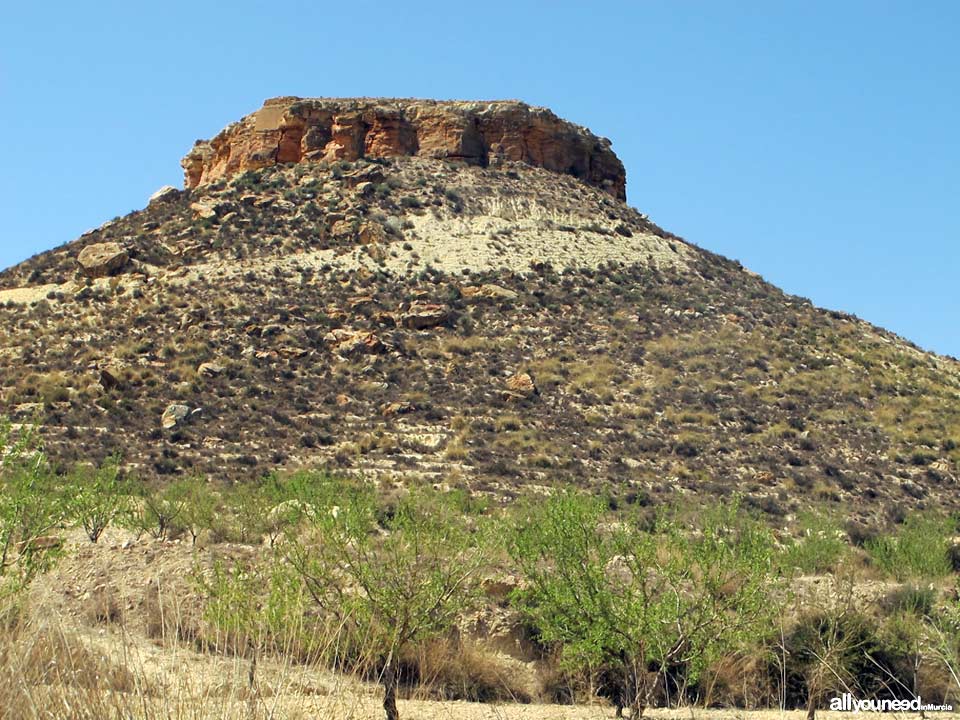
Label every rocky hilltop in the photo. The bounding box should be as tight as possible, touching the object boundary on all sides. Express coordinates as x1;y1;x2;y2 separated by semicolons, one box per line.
181;97;626;199
1;98;959;526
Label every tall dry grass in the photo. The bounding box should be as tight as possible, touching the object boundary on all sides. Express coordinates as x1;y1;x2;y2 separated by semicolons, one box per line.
0;584;387;720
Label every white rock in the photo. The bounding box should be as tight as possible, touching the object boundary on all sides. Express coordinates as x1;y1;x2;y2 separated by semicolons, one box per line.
149;185;180;204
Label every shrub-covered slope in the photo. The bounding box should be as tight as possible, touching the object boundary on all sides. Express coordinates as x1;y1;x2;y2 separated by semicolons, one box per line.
1;157;958;525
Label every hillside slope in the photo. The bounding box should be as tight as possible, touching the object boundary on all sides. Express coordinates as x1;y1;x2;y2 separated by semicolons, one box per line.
1;98;958;525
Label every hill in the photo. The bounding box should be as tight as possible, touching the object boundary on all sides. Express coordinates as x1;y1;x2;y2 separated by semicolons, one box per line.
1;97;959;526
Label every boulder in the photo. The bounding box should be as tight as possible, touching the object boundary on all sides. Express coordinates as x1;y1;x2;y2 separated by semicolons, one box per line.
461;283;519;304
504;372;538;399
358;222;388;246
399;303;450;330
481;574;520;603
77;242;128;278
197;362;225;377
342;165;385;187
380;401;414;417
149;185;180;204
161;404;191;430
98;367;122;390
190;201;218;220
330;219;356;238
17;535;64;554
324;328;385;356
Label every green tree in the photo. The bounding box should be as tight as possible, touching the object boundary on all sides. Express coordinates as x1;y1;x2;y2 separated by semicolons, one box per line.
67;455;130;542
178;475;217;546
222;472;316;546
223;482;270;544
780;510;848;574
287;479;488;720
0;417;66;587
260;471;323;546
509;492;778;718
123;479;189;541
195;555;313;660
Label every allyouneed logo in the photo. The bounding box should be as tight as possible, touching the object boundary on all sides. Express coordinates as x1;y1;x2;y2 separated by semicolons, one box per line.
829;694;954;713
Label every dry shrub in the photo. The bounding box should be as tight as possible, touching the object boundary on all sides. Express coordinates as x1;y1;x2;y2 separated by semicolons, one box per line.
0;626;138;693
143;581;201;645
701;651;779;709
915;660;958;707
0;600;312;719
404;637;533;703
535;656;578;705
85;584;122;625
0;610;149;720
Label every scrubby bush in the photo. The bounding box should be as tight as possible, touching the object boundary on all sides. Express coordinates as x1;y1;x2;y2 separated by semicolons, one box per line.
176;475;217;546
881;584;937;617
866;514;954;580
221;482;270;544
509;492;780;718
194;556;313;659
781;511;848;574
122;479;189;541
779;597;948;718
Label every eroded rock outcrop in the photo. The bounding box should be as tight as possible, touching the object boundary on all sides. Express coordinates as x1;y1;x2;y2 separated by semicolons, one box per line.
181;97;626;199
77;242;128;278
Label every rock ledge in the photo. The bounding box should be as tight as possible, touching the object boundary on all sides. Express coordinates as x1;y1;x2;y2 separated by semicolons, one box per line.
182;97;626;199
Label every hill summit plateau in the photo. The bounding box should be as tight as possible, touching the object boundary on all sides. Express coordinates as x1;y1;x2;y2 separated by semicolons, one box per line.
1;97;958;524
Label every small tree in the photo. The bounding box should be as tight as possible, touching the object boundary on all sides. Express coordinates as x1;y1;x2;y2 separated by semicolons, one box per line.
195;555;313;661
224;482;270;544
510;492;669;717
261;471;324;546
918;586;960;703
287;479;488;720
510;492;779;718
783;580;870;720
667;502;782;699
0;417;66;585
221;473;317;546
177;475;217;546
123;480;189;541
67;455;129;542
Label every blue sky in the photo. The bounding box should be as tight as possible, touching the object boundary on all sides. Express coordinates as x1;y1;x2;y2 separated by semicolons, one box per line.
2;1;957;357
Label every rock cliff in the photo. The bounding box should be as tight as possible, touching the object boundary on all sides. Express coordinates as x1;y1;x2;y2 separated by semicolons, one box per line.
181;97;627;199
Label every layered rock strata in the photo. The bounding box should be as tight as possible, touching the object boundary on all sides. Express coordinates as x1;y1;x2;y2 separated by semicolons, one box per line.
182;97;626;199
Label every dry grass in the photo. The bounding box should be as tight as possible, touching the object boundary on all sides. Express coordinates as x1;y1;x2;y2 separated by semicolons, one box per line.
405;637;535;703
1;584;958;720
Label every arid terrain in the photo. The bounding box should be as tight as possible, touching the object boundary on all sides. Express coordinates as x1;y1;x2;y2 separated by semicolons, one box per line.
1;98;959;526
11;525;959;720
2;98;960;720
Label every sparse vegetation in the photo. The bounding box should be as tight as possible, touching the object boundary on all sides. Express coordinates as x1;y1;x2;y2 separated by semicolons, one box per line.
0;440;958;716
781;511;848;574
0;417;67;589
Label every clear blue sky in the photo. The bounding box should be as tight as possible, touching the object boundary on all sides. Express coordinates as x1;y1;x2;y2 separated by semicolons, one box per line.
2;1;957;357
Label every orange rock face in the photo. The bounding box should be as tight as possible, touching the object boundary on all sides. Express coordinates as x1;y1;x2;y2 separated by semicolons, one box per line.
181;97;626;199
